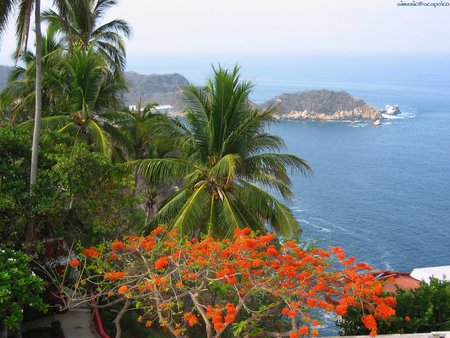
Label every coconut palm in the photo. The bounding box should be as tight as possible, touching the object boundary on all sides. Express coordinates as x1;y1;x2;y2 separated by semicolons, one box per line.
42;0;131;73
129;66;311;239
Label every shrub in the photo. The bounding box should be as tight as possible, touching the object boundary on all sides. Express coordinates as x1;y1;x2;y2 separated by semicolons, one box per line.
0;249;47;334
338;278;450;335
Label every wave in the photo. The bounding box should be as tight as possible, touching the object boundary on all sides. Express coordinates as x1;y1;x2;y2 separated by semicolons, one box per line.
298;218;332;233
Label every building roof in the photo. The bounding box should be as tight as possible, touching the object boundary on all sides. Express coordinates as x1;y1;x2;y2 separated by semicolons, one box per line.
371;270;421;293
411;265;450;283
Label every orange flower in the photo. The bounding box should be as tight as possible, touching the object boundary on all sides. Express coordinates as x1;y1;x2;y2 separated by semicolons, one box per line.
108;253;118;261
267;245;278;256
104;271;126;280
154;256;169;270
252;258;263;268
140;237;155;251
183;312;199;326
375;302;396;318
225;303;237;323
69;258;80;267
361;314;377;331
111;240;126;251
297;326;309;336
405;316;411;321
82;247;100;258
118;285;128;294
151;226;164;236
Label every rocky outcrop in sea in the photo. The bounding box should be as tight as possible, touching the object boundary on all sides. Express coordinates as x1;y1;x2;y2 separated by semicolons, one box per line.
262;90;382;121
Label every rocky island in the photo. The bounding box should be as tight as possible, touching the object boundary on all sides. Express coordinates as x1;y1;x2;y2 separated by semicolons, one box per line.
260;90;382;121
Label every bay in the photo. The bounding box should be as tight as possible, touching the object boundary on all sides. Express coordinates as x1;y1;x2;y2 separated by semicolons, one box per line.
130;53;450;271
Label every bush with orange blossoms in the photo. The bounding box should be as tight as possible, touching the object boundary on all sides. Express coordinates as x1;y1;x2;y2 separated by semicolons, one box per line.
63;226;396;338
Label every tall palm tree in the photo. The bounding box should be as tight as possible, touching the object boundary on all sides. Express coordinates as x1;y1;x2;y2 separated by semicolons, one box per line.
129;66;311;239
42;0;131;73
0;0;44;242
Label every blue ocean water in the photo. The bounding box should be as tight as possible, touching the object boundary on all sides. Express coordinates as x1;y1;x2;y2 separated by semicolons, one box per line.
129;54;450;272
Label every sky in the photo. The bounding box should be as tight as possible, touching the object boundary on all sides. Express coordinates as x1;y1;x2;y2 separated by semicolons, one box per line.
0;0;449;67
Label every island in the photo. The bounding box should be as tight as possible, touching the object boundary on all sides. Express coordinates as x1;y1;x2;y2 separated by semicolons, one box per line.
260;90;382;121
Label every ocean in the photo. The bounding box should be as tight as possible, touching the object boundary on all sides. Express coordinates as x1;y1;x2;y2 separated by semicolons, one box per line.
129;53;450;272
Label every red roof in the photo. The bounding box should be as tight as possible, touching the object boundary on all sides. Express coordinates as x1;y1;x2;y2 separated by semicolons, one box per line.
371;270;421;293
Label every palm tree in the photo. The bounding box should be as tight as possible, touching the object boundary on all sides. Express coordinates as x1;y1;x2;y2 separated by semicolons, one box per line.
42;0;131;73
1;28;65;123
35;46;134;158
0;0;44;242
129;66;311;239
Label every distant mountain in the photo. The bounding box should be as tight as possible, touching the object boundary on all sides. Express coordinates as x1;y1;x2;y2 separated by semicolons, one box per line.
0;65;12;89
261;90;381;120
124;72;189;111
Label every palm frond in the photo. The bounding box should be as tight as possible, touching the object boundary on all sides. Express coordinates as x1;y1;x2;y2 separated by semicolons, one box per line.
85;118;112;156
235;180;301;239
126;158;195;185
0;0;14;38
209;153;242;185
39;115;71;130
170;183;209;237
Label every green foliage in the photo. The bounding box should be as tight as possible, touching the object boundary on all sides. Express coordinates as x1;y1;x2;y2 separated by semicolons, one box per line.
338;278;450;335
0;248;47;331
0;126;142;247
0;126;31;243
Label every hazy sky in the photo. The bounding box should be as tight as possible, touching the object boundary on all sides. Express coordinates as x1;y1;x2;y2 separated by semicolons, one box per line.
0;0;449;66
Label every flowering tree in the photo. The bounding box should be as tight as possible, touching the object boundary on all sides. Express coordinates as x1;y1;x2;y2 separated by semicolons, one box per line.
56;227;395;338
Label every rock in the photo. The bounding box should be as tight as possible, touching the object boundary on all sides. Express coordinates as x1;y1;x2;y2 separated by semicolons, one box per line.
381;104;401;116
372;119;382;126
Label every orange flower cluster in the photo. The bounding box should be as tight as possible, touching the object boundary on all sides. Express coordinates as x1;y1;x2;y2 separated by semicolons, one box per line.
362;314;378;336
224;303;237;323
118;285;128;294
69;258;80;267
154;256;169;270
82;246;100;258
104;271;126;280
206;306;225;331
111;240;126;251
183;312;199;326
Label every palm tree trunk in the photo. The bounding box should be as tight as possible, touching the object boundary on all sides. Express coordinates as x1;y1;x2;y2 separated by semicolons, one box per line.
26;0;43;243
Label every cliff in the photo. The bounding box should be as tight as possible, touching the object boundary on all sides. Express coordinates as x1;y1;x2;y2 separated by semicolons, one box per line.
0;65;11;89
124;72;188;111
261;90;381;121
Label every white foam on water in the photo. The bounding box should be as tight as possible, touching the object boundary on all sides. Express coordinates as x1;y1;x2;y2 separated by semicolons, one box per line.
350;123;367;128
298;218;332;233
